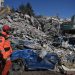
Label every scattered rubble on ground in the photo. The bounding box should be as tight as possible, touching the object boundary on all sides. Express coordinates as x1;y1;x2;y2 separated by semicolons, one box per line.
0;12;75;72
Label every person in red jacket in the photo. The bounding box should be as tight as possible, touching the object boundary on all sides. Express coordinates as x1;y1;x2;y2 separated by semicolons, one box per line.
0;25;13;75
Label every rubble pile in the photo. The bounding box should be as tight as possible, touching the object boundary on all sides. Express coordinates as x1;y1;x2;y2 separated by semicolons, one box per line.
0;12;75;71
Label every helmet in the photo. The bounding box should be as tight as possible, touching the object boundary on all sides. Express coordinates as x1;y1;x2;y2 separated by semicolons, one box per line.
2;25;11;32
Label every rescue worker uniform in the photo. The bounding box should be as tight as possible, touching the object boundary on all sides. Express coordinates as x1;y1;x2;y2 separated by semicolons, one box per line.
0;25;12;75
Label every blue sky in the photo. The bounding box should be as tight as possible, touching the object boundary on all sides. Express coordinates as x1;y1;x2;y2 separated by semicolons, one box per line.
4;0;75;18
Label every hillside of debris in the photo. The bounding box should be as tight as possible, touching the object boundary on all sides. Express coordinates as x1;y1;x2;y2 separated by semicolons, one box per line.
0;12;75;73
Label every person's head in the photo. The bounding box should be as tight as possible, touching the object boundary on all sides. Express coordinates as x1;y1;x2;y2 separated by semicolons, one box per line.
2;25;11;35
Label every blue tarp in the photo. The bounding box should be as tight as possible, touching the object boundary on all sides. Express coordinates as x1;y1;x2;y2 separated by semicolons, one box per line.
11;49;60;70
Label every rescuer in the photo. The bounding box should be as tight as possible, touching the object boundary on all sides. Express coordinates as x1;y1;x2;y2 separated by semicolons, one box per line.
0;25;13;75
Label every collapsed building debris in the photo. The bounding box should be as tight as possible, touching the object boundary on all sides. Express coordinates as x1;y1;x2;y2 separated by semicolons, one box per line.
0;11;75;74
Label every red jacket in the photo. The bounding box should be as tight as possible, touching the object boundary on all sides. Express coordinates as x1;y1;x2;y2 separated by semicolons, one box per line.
0;31;12;59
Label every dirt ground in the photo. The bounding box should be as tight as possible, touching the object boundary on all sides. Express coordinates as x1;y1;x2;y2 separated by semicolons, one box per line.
10;71;64;75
